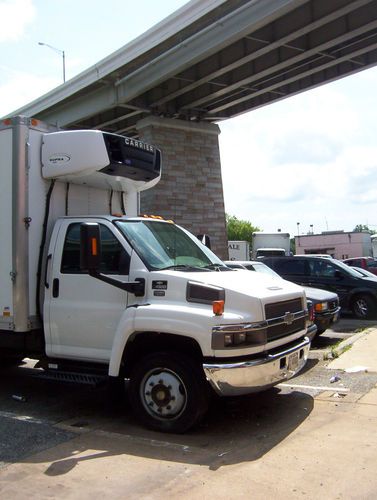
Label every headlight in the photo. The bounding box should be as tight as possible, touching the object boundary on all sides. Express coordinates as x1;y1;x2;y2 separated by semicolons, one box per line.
315;302;329;312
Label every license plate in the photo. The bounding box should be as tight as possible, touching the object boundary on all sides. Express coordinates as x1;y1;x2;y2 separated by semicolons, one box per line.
288;351;299;371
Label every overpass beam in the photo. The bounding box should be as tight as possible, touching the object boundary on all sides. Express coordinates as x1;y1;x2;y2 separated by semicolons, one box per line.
136;116;228;259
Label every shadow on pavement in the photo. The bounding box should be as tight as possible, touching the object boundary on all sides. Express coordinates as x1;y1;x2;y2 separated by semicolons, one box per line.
0;366;314;473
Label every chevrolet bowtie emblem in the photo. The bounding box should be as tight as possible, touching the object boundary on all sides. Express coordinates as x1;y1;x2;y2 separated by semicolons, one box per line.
284;312;295;325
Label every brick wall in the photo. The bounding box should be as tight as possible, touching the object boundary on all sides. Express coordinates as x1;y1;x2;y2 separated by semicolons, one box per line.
136;116;228;259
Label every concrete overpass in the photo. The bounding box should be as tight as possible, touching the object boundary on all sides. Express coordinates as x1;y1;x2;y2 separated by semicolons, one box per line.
10;0;377;257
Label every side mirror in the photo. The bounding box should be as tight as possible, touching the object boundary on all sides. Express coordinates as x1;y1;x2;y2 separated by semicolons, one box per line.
80;223;101;272
197;234;211;249
80;222;144;296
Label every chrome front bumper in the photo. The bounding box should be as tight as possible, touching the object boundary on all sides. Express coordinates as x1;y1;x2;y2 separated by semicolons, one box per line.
203;337;310;396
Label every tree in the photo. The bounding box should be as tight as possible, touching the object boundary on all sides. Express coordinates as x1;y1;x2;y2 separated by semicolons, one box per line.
290;237;296;255
353;224;376;235
226;214;260;243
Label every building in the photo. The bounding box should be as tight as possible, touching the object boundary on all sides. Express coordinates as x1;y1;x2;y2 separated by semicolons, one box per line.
295;231;372;260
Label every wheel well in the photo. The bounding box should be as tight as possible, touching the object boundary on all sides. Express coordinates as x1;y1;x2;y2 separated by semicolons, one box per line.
350;291;376;305
121;332;203;377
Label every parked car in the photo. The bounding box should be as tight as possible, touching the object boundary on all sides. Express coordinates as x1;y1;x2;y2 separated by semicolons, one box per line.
224;260;339;335
261;256;377;319
343;257;377;276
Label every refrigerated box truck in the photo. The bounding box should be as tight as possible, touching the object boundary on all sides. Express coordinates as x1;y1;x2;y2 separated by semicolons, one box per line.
0;116;311;432
252;232;291;259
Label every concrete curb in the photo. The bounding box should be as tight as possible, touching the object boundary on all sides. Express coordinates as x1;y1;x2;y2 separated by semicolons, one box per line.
326;328;375;359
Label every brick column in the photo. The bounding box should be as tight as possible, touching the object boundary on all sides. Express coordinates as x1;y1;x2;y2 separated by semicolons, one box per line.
136;116;228;259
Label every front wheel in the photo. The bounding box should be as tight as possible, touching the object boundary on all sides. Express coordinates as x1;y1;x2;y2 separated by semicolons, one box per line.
351;294;376;319
129;352;209;433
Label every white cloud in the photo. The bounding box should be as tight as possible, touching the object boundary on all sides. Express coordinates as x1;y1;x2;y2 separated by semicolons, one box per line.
219;70;377;235
0;0;35;42
0;67;58;116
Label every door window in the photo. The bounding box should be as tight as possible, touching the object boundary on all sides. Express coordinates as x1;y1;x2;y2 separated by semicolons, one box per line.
274;259;308;276
309;260;337;278
61;223;130;275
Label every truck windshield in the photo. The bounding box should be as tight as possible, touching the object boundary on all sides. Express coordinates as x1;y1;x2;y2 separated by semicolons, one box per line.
115;220;225;271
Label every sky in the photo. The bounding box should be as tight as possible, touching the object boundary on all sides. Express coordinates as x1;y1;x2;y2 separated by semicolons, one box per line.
1;0;377;238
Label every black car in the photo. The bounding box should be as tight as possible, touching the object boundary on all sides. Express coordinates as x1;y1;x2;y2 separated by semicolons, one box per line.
262;256;377;319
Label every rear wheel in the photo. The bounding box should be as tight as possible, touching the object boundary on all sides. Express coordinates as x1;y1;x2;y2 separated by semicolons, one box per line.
351;294;376;319
129;351;209;433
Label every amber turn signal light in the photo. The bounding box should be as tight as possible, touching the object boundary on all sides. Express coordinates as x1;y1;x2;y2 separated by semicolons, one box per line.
213;300;224;316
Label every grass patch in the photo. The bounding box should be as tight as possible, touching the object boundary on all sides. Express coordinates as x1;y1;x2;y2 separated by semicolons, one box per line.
323;339;353;360
331;343;352;359
354;327;367;334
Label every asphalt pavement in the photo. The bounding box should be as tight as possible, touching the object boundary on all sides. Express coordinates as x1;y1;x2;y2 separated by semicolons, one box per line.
0;318;377;499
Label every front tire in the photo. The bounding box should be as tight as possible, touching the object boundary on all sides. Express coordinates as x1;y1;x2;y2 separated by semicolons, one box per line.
351;294;376;319
129;352;209;433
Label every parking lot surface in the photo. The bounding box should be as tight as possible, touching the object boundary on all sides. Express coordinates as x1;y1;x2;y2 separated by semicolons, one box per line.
1;317;377;499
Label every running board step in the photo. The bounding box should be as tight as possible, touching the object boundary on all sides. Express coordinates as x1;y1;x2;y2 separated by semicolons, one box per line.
33;370;108;386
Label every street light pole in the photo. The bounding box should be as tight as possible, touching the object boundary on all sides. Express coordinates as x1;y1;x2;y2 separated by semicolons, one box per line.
38;42;66;83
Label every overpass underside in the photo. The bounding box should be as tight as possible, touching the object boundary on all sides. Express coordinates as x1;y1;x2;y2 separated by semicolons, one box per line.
11;0;377;257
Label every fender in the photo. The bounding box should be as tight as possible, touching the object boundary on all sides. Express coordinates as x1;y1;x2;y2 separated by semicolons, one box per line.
109;306;137;376
108;303;215;377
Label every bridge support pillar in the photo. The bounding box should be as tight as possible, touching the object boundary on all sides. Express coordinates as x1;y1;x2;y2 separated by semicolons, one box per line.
136;116;228;259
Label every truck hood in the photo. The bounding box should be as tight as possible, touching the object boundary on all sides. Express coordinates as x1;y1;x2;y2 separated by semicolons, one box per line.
303;286;338;301
184;269;302;298
148;268;305;313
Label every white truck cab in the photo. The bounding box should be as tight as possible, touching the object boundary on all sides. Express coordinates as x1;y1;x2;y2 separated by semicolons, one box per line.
0;116;310;433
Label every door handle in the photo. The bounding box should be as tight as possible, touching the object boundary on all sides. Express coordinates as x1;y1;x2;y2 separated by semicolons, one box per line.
52;278;60;298
44;254;52;288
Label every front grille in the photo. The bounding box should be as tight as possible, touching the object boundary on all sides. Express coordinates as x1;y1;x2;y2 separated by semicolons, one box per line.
267;317;306;341
265;298;304;342
265;298;302;319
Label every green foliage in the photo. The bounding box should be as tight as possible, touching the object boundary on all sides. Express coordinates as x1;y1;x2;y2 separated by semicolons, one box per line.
226;214;260;243
290;237;295;254
353;224;376;234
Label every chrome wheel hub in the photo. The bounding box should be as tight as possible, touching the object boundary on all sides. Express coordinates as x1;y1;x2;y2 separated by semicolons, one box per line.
141;369;186;419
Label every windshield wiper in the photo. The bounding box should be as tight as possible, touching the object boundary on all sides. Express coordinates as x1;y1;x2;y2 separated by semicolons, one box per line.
203;263;232;271
159;264;208;272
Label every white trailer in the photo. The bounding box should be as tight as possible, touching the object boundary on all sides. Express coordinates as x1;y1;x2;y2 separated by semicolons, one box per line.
0;116;310;433
228;240;250;260
252;232;291;259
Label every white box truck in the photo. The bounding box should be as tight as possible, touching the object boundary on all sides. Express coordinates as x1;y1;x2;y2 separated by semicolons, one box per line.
228;240;250;260
0;116;310;433
252;232;291;259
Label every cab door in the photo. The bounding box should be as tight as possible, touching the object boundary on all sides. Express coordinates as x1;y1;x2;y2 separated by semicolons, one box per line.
271;258;311;287
306;259;351;305
44;220;131;362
